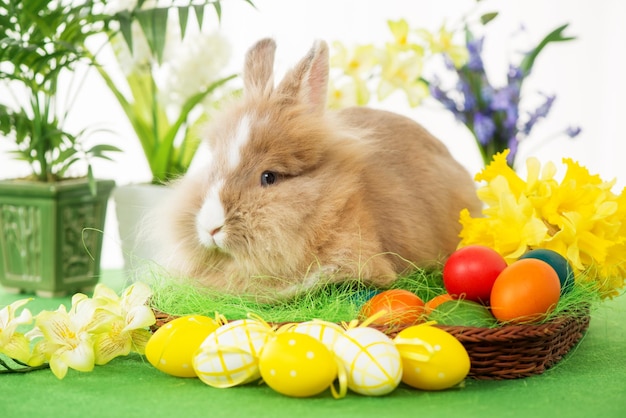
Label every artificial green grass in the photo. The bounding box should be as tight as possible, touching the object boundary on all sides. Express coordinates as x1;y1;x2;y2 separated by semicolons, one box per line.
146;266;599;326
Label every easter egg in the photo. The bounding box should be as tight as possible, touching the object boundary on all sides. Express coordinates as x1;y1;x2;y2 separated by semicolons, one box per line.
490;258;561;323
145;315;219;377
193;319;273;388
423;293;454;316
428;300;497;327
359;289;425;329
443;245;508;303
259;333;338;397
519;248;575;294
285;320;345;351
395;324;470;391
334;327;402;396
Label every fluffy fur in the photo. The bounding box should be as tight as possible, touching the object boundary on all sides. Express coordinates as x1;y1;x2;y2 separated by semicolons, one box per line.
158;38;482;301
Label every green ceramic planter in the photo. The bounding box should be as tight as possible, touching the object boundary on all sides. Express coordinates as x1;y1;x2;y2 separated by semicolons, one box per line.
0;178;115;297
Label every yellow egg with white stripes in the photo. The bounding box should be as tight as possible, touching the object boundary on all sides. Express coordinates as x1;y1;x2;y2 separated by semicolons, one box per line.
285;320;345;350
192;319;273;388
333;327;402;396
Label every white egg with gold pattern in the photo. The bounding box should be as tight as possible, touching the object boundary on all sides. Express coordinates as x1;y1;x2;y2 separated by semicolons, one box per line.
193;318;273;388
285;320;345;350
333;327;402;396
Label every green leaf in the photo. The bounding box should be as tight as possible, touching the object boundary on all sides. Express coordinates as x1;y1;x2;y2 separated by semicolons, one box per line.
136;8;170;64
193;5;206;29
480;12;499;25
116;12;135;54
87;165;97;196
520;23;575;76
212;1;222;22
178;6;190;37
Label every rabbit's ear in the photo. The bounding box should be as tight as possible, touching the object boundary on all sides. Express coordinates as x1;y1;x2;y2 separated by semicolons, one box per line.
244;38;277;95
277;40;329;114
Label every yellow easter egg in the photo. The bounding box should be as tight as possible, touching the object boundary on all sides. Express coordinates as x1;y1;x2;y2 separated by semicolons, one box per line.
285;320;345;350
259;333;338;397
334;327;402;396
394;324;470;390
193;319;273;388
145;315;219;377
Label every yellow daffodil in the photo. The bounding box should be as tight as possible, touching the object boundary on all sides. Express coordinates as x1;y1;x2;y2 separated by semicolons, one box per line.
327;78;370;109
417;25;468;68
0;299;34;364
459;150;626;298
91;283;155;365
378;45;429;107
387;19;411;49
28;293;111;379
330;41;379;80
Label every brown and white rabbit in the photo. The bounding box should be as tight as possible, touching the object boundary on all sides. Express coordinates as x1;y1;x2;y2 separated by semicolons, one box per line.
159;38;482;301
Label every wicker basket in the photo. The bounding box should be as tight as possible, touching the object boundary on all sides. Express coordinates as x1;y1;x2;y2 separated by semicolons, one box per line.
151;308;590;380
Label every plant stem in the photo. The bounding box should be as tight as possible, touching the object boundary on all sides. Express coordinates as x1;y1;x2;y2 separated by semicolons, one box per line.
0;358;50;374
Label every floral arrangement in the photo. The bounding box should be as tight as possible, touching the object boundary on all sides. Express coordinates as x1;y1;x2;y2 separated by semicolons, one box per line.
329;12;580;169
458;150;626;299
0;283;155;378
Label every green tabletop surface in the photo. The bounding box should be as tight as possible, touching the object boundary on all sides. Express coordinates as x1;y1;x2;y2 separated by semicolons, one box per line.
1;270;625;418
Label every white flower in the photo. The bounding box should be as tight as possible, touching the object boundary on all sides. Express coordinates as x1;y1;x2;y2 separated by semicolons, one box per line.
161;31;231;107
91;283;155;365
0;299;34;364
28;294;112;379
104;0;139;15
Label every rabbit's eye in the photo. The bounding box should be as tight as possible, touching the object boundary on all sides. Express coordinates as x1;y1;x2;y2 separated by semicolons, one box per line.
261;171;277;187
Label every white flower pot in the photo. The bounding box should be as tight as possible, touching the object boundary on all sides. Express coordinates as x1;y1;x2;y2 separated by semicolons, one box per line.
112;183;172;279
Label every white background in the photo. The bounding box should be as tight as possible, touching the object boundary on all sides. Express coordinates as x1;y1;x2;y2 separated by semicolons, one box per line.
1;0;624;268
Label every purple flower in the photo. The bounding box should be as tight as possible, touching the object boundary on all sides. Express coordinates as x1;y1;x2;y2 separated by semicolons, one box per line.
491;86;519;111
522;94;556;135
507;65;523;83
473;112;496;145
466;37;485;72
566;126;582;137
457;79;477;112
507;136;519;165
430;81;461;118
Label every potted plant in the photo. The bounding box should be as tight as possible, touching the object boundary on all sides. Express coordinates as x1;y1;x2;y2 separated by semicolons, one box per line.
0;0;120;296
93;0;255;275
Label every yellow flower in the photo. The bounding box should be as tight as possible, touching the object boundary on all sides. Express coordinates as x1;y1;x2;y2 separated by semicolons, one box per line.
330;41;378;80
0;299;34;364
327;78;370;109
459;150;626;298
378;45;429;107
417;25;468;68
28;294;111;379
91;283;155;365
387;19;411;49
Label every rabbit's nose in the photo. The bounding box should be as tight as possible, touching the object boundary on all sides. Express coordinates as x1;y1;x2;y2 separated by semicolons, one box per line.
210;226;223;236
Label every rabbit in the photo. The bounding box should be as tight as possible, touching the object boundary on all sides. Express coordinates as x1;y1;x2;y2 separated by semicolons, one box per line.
158;38;482;302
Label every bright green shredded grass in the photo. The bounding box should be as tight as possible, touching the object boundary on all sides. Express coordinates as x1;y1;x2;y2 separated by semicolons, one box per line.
144;265;600;326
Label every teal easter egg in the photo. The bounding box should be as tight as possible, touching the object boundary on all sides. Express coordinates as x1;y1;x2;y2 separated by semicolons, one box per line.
520;249;574;295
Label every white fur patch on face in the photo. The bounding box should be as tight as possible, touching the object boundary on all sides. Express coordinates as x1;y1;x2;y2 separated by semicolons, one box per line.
196;179;227;249
227;114;252;170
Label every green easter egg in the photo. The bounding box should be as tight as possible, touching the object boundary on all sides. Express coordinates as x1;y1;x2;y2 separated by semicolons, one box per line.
519;249;574;295
428;300;497;328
